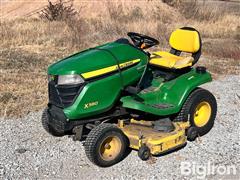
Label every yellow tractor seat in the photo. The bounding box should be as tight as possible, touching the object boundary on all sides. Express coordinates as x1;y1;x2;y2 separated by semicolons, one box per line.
150;27;201;69
150;51;194;69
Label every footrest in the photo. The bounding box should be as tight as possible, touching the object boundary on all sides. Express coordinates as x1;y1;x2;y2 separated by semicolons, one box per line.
125;86;141;95
150;103;174;109
121;96;176;116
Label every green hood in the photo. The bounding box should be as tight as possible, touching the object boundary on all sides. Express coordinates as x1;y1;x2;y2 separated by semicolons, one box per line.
48;42;146;76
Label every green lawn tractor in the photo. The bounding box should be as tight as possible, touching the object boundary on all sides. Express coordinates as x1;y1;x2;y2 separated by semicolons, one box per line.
42;27;217;167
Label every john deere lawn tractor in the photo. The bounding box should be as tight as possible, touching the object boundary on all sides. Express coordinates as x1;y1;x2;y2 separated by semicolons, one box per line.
42;27;217;167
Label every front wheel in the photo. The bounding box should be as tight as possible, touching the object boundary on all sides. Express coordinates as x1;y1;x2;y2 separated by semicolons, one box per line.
84;123;128;167
173;88;217;136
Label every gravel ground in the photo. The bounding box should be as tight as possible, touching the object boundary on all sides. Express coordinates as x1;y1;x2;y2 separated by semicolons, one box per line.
0;75;239;180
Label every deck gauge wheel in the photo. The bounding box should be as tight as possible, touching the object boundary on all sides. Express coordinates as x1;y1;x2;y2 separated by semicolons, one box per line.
187;127;198;141
138;145;151;161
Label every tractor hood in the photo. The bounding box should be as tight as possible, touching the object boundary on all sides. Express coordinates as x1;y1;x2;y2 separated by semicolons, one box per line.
48;42;146;77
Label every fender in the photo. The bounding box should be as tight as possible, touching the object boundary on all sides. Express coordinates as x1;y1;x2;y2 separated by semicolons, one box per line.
174;68;212;112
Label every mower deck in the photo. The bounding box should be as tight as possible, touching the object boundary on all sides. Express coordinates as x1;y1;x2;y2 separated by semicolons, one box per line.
118;119;189;156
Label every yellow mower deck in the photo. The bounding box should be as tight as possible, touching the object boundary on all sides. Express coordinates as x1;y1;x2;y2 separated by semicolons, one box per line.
118;119;190;156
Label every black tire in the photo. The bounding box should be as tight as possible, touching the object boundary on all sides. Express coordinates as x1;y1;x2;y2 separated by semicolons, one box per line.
138;145;151;161
41;108;65;137
84;123;128;167
173;88;217;136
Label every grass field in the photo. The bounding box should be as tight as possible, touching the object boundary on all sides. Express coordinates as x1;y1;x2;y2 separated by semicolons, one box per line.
0;0;239;118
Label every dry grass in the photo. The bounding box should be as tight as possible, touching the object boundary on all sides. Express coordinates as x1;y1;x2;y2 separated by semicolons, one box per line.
0;0;239;118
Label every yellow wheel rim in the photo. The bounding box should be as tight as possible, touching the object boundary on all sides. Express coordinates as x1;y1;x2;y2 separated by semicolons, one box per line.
194;101;212;127
99;136;122;161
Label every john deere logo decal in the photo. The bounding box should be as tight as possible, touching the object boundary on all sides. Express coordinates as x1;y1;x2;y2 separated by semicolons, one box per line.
50;76;55;81
48;75;55;81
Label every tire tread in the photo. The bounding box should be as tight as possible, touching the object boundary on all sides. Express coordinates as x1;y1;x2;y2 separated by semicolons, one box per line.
84;123;127;167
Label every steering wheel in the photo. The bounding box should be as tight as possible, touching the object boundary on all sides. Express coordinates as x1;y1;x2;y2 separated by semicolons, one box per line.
127;32;159;49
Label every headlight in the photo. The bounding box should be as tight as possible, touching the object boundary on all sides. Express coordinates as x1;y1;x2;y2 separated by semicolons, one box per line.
58;75;84;85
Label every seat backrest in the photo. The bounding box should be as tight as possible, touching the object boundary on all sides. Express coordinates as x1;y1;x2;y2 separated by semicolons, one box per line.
169;27;201;53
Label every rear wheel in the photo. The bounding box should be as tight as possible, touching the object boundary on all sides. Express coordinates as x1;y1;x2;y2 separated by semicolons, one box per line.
173;88;217;136
41;108;65;137
84;123;128;167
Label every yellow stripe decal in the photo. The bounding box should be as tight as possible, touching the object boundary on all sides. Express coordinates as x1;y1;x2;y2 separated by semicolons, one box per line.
81;59;140;79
